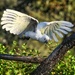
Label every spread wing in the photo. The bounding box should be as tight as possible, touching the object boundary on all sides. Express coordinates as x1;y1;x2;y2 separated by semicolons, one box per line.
38;21;74;42
1;9;39;36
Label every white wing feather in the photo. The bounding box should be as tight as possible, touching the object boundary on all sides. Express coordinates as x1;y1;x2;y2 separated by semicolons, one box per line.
1;9;74;42
37;21;74;42
1;9;38;35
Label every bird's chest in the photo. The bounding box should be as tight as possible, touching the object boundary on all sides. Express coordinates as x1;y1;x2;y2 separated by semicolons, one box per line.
35;30;42;40
34;33;41;40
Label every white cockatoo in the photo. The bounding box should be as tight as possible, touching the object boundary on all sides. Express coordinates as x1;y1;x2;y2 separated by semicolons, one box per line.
1;9;74;43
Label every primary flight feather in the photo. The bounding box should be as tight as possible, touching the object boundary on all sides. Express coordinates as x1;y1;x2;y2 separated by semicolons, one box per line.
1;9;74;43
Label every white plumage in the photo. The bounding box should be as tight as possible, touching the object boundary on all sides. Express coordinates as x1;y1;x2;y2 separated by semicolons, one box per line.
1;9;74;43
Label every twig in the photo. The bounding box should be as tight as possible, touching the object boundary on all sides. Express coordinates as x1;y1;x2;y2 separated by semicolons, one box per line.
0;54;43;63
31;33;75;75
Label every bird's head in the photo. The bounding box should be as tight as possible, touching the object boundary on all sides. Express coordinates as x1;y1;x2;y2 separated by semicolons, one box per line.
39;34;50;43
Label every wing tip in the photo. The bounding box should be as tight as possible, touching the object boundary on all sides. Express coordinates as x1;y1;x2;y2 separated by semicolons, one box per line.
61;21;74;27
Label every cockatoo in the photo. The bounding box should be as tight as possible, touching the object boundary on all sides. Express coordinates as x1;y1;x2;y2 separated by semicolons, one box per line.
1;9;74;43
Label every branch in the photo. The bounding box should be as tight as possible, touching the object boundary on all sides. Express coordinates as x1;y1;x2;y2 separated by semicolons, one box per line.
31;33;75;75
0;54;43;63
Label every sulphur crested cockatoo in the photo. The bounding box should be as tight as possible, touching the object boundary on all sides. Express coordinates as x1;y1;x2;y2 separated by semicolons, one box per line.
1;9;74;43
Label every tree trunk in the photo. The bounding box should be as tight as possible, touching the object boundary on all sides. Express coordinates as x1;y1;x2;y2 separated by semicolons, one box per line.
31;33;75;75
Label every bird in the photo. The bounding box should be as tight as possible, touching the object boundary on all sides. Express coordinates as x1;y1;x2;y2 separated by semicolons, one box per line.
0;9;74;43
